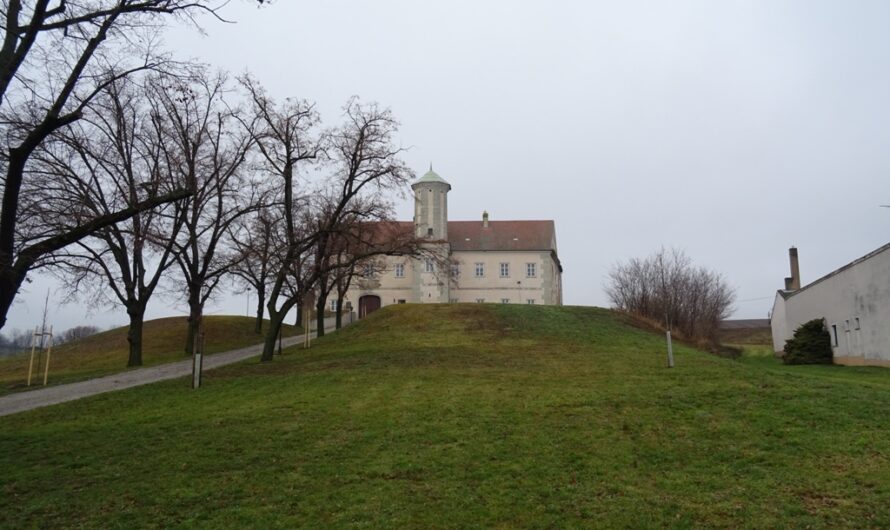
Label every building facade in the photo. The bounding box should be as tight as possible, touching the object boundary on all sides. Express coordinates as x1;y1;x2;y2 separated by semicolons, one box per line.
342;167;563;316
770;244;890;366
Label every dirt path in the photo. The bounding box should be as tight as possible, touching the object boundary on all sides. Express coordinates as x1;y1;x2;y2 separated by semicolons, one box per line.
0;327;334;417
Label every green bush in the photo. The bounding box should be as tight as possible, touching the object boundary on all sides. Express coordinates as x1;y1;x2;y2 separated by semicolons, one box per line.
783;319;833;365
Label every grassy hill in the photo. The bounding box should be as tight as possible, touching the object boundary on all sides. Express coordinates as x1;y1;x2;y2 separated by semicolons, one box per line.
0;316;298;395
1;304;889;528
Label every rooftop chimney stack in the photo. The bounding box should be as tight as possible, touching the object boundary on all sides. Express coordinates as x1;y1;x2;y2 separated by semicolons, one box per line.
482;210;489;228
787;246;801;290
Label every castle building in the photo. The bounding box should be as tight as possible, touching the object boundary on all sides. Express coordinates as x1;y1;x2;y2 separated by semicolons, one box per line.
342;167;563;317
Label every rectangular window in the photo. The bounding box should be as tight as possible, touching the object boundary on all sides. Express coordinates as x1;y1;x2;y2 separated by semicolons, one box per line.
397;299;406;304
855;317;861;330
527;299;535;305
476;298;485;303
474;262;484;278
394;263;405;278
501;298;510;304
330;299;338;312
500;262;510;278
451;263;460;278
526;263;537;277
831;325;839;347
362;264;373;278
425;259;434;273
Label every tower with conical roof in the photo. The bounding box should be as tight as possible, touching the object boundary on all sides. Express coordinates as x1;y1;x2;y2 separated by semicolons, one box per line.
412;164;451;240
411;165;451;303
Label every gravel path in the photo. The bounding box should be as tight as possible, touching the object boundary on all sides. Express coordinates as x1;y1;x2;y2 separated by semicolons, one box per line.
0;326;336;418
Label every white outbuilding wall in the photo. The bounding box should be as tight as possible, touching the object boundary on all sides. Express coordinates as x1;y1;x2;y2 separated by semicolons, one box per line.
770;244;890;366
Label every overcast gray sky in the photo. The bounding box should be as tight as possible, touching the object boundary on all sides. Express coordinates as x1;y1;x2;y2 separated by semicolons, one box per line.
10;0;890;332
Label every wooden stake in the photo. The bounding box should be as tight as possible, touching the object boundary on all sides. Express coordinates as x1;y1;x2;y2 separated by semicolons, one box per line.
42;326;53;386
27;327;37;387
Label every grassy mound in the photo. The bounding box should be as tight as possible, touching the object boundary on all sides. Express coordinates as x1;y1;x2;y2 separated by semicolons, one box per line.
1;304;889;528
0;316;298;395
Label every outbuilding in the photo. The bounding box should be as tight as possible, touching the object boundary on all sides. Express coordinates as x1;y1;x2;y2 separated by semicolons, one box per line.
770;244;890;366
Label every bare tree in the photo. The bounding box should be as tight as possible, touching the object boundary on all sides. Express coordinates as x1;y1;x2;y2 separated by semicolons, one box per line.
154;69;259;354
0;1;271;332
313;206;421;335
58;324;101;343
239;76;323;361
243;83;414;361
32;74;187;366
229;208;279;333
606;248;735;344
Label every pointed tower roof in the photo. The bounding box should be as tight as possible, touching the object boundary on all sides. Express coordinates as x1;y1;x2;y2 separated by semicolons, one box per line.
415;163;449;185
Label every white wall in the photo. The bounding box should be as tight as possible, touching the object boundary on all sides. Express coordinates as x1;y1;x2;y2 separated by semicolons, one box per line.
771;246;890;365
770;293;788;353
451;250;555;304
341;248;563;313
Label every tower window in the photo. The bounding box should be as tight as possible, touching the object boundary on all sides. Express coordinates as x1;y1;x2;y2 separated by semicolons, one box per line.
425;259;434;273
394;263;405;278
427;228;433;237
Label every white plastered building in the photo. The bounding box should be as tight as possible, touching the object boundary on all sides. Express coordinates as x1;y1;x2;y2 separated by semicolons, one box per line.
342;167;563;317
770;244;890;366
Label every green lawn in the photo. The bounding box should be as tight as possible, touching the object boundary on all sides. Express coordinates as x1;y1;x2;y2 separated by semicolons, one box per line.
1;304;889;529
0;316;298;396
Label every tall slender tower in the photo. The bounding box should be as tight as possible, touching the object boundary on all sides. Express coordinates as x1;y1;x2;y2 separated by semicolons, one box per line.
412;165;450;240
411;165;451;303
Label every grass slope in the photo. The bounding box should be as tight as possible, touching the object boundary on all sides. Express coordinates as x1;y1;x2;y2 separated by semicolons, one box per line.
0;316;297;395
1;304;889;529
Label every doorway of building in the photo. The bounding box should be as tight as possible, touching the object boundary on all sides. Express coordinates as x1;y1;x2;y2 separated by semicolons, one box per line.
358;295;381;318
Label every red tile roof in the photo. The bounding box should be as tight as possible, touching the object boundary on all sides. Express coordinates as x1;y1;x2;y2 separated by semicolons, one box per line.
447;220;557;253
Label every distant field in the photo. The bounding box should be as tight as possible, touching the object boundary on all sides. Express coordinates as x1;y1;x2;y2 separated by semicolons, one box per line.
0;316;298;396
1;305;889;528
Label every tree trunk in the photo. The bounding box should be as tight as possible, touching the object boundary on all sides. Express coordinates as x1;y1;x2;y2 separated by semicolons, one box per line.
294;303;302;328
0;149;28;333
316;294;326;338
126;304;146;367
254;289;265;334
335;298;342;329
184;292;201;355
261;309;286;362
0;266;25;332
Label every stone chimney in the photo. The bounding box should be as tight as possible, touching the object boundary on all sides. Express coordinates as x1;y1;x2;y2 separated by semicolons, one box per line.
482;210;489;228
784;247;801;290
